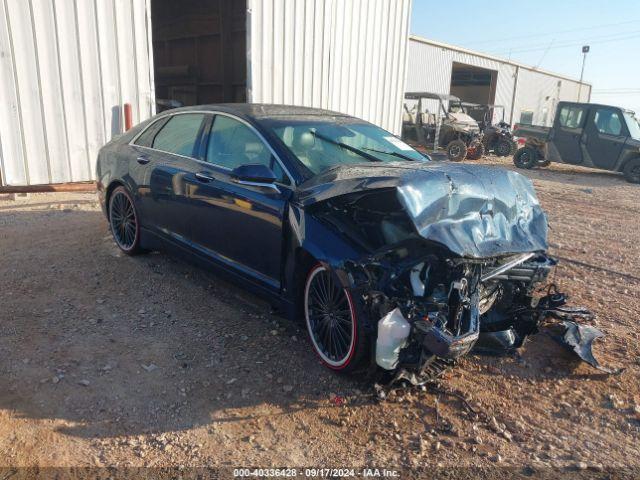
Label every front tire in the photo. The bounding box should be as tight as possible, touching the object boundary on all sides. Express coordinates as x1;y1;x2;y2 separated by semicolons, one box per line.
303;264;366;372
513;146;538;169
109;186;143;255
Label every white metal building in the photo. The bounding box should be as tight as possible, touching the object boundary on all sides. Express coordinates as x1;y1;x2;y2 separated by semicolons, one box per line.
0;0;411;187
406;35;592;127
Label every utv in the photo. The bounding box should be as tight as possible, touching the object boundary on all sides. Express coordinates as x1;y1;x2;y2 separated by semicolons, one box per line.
514;101;640;183
402;92;484;161
462;103;517;157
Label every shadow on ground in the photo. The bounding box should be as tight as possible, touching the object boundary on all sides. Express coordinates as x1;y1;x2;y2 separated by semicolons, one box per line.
0;207;377;440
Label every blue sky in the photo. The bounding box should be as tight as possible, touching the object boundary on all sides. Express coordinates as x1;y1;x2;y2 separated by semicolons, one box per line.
410;0;640;113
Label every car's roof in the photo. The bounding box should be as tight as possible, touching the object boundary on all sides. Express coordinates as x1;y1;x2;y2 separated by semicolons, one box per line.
166;103;353;120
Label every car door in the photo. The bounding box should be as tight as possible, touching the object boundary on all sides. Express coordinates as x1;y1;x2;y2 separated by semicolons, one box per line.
551;104;587;165
584;107;628;170
186;113;293;288
132;112;209;243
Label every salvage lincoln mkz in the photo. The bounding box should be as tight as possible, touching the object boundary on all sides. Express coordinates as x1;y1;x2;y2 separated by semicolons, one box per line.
97;104;568;384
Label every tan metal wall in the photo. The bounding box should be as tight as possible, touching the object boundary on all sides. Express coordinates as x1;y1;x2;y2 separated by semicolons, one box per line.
512;68;591;127
247;0;413;135
406;36;591;127
406;36;517;124
0;0;155;186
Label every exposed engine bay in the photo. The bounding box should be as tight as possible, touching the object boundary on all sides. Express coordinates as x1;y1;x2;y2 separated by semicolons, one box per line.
297;163;612;385
366;249;560;385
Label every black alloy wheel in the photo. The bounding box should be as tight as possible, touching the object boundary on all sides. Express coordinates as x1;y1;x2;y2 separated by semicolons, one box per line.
304;264;357;370
109;186;141;254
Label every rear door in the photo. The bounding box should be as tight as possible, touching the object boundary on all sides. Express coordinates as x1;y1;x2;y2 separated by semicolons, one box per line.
551;104;587;165
133;112;209;243
186;113;293;288
584;107;628;170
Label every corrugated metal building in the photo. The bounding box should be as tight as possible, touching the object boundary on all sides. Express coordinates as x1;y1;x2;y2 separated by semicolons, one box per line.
406;36;591;127
0;0;154;187
0;0;411;187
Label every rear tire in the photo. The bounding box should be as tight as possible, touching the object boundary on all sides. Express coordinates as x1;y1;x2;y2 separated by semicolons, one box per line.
623;158;640;184
303;264;367;373
108;186;143;255
446;139;467;162
513;146;538;169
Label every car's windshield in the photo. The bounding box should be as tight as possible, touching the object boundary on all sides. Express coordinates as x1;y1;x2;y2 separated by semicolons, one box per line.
267;119;428;175
623;111;640;140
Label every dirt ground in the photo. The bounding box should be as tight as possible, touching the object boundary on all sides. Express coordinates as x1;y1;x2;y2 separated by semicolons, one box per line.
0;156;639;478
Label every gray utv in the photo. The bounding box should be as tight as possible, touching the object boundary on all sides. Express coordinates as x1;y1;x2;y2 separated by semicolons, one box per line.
401;92;484;161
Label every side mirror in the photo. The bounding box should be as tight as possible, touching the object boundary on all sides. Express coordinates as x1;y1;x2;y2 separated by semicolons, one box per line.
231;164;277;185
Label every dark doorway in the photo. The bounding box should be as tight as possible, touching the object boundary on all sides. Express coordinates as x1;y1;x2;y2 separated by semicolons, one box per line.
151;0;247;111
450;62;497;109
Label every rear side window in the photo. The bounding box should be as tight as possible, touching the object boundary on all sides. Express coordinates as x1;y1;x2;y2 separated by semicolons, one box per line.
152;114;206;157
133;117;169;147
594;109;623;136
558;106;585;129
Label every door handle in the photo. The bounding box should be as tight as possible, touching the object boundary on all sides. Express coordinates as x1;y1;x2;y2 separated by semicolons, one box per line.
195;172;215;183
136;156;150;165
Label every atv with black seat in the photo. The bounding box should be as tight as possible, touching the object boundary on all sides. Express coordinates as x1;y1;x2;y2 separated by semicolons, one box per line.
462;102;516;157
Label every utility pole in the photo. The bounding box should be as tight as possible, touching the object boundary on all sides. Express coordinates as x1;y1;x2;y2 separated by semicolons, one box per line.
578;45;589;101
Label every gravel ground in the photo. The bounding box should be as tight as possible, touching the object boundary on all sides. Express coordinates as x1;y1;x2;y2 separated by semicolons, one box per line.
0;156;639;477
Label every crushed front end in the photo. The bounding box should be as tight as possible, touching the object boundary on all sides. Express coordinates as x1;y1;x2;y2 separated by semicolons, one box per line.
358;246;556;384
294;162;600;383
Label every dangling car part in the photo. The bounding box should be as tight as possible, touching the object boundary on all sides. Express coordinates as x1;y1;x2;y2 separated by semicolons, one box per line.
401;92;483;161
96;104;600;386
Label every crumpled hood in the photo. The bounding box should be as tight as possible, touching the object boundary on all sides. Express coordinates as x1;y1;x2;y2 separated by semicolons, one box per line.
296;162;548;258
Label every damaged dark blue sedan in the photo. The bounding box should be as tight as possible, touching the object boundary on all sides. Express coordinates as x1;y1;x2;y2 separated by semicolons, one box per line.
97;104;559;384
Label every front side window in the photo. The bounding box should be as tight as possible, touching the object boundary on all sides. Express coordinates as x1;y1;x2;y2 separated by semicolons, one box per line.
266;120;428;176
558;106;585;129
152;113;206;157
594;109;623;136
206;115;290;184
207;116;271;169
